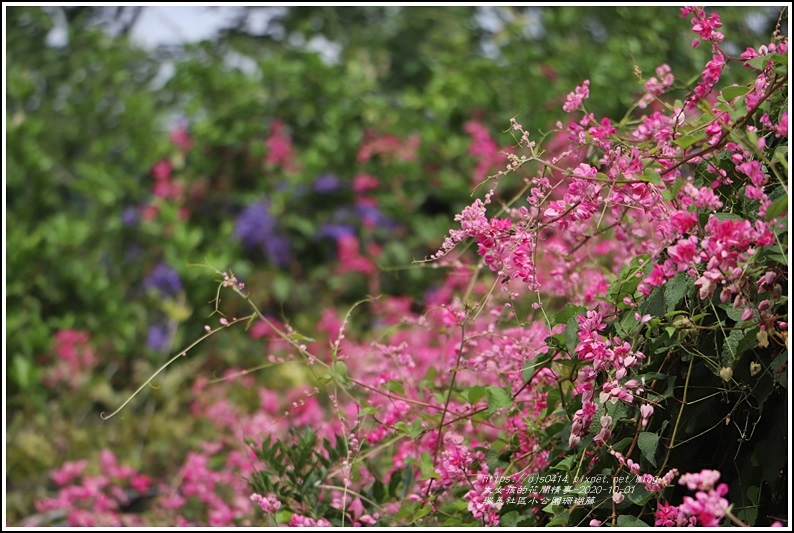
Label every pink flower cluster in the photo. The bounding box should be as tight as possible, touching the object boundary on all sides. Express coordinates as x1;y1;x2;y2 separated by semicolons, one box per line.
680;7;727;109
562;79;590;113
33;450;152;527
638;64;675;109
655;469;730;527
43;329;96;390
569;310;646;447
464;471;507;526
158;446;257;526
264;119;297;172
681;6;724;47
250;492;281;514
464;120;510;184
335;234;378;276
760;111;788;139
150;159;184;203
640;211;776;319
357;131;420;164
169;125;194;153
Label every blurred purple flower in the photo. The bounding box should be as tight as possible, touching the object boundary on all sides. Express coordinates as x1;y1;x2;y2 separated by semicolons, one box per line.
234;202;278;249
317;223;356;241
234;201;292;268
356;204;395;229
144;263;182;297
265;235;292;269
121;206;139;227
313;174;341;194
147;324;171;352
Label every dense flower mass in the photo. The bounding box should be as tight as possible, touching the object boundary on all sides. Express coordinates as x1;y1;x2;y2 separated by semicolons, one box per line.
654;470;731;527
25;6;788;529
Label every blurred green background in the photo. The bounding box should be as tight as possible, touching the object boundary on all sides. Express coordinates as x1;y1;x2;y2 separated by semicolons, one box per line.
5;5;785;524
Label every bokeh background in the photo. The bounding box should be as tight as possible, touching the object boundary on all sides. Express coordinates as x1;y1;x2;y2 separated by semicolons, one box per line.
5;5;786;525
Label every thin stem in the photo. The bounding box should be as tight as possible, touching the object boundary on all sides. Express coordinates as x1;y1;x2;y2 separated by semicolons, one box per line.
659;354;695;472
426;320;467;500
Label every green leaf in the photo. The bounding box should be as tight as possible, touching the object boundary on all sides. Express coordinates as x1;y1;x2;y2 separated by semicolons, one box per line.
461;385;487;405
11;356;33;391
747;53;788;71
721;84;751;101
737;506;758;527
674;132;704;149
641;168;662;186
500;511;520;527
771;351;787;388
272;272;292;303
546;333;568;351
486;386;512;415
664;273;692;313
408;419;424;439
626;484;655;506
330;361;351;385
637;432;659;467
372;479;385;503
765;194;788;221
418;452;440;480
617;515;650;527
383;380;405;396
607;254;650;302
522;350;552;383
289;331;316;343
552;304;587;326
393;501;421;522
721;328;748;365
774;145;788;169
551;455;575;471
565;317;579;354
485;447;510;474
545;510;570;526
765;253;788;265
747;484;760;504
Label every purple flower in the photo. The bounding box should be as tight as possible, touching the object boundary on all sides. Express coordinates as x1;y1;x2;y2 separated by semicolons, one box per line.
121;206;139;227
356;204;394;229
264;235;292;269
313;174;341;194
234;201;292;268
144;263;182;297
234;202;278;250
147;324;171;352
317;223;356;241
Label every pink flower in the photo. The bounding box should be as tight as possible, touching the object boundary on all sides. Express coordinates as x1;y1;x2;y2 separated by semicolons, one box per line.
689;9;724;43
563;80;591;113
667;236;700;271
638;64;675;108
655;501;686;526
151;160;172;181
668;210;698;234
52;460;88;487
736;160;766;186
250;492;281;514
264;120;297;171
288;514;332;527
464;120;509;183
353;172;379;193
169;127;193;152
